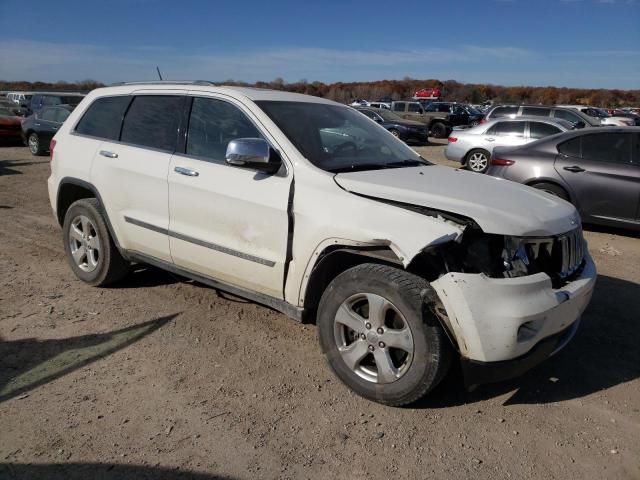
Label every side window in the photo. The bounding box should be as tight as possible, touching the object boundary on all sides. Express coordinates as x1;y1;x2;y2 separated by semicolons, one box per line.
56;108;71;123
453;105;466;114
359;109;377;119
43;96;60;106
121;95;183;152
522;107;551;117
407;103;421;113
558;137;581;157
529;122;561;139
494;121;525;137
392;103;405;112
554;109;581;124
75;96;131;140
424;103;437;112
581;133;632;164
186;97;263;162
437;104;452;113
41;108;57;122
491;106;518;118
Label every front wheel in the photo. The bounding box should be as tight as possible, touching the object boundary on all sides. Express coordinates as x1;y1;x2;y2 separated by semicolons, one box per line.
318;263;452;406
531;182;569;201
389;129;401;138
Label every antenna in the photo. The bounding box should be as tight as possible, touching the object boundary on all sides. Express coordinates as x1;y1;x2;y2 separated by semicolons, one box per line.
156;66;163;81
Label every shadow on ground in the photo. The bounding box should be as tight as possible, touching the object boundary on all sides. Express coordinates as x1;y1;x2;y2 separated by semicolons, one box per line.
0;314;177;403
416;274;640;408
0;158;49;176
0;463;235;480
114;265;181;289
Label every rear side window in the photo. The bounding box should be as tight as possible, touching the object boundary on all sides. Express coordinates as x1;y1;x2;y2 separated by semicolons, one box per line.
75;96;131;140
522;107;551;117
393;103;405;112
490;106;519;118
529;122;562;139
121;95;183;152
186;97;262;161
488;121;525;137
558;137;581;157
408;103;421;112
581;133;632;164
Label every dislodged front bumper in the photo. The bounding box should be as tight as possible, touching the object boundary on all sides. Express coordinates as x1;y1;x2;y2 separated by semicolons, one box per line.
431;252;596;384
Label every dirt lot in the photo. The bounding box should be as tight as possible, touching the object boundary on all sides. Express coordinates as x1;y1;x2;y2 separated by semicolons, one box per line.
1;142;639;480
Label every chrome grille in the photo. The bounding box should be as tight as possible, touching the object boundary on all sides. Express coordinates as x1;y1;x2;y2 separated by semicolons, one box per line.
557;228;585;278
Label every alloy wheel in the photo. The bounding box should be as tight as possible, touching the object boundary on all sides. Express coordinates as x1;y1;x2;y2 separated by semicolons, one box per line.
333;293;414;384
28;134;39;155
468;152;488;172
68;215;101;273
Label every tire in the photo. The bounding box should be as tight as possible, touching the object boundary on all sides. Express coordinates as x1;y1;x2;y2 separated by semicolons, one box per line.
28;132;46;156
389;129;401;138
318;263;452;406
430;122;448;139
531;182;569;201
465;149;491;174
62;198;129;286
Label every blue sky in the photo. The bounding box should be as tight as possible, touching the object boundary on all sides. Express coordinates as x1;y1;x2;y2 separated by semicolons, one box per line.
0;0;638;88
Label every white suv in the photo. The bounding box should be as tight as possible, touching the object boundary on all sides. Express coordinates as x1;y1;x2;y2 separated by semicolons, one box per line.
48;81;597;405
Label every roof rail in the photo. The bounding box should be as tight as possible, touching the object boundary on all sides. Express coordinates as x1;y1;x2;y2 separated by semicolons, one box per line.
109;80;216;87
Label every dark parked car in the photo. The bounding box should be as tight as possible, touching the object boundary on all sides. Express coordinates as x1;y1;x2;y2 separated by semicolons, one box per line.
356;106;429;143
21;105;75;155
28;93;84;115
487;127;640;230
420;102;485;127
0;105;23;144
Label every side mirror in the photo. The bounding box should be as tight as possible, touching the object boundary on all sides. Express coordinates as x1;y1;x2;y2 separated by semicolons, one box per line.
574;121;586;129
226;138;280;173
374;117;383;123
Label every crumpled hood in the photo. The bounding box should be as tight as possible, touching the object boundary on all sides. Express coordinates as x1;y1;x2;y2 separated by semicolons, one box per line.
334;165;579;237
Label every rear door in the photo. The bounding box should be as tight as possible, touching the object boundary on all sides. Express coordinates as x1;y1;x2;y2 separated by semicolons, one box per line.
36;107;59;144
555;132;640;224
87;92;186;263
167;95;292;298
483;121;527;150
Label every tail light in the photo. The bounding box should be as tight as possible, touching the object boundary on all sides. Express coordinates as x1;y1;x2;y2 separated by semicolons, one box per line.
448;137;457;143
491;157;515;166
479;118;488;124
49;139;57;160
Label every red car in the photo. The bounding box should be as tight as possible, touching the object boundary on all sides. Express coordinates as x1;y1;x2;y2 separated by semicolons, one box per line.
414;87;442;99
0;105;23;143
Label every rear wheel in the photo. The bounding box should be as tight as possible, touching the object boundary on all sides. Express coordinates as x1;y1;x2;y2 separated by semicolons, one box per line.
389;129;401;138
63;198;130;286
531;182;569;201
318;263;452;406
465;149;490;173
430;122;448;139
28;133;46;156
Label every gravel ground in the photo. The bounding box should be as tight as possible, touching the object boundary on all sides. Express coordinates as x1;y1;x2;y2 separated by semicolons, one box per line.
1;143;639;480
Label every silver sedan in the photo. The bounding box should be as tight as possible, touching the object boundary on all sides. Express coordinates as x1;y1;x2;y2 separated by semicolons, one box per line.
444;117;575;173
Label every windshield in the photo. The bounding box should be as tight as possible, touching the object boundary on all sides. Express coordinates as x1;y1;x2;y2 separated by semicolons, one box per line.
257;101;429;173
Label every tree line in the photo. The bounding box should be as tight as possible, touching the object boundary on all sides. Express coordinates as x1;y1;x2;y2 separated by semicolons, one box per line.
2;78;638;107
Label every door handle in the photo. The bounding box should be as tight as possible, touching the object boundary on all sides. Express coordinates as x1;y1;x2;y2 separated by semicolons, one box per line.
99;150;118;158
563;165;585;173
485;137;495;142
174;166;199;177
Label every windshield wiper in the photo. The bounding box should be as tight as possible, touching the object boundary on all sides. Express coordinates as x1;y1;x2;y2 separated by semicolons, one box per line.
384;159;431;167
329;163;392;173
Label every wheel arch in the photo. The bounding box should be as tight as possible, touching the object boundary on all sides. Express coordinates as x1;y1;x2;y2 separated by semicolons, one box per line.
525;178;574;203
56;177;125;253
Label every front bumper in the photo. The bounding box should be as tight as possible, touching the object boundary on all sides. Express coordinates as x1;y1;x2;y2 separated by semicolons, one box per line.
431;252;596;368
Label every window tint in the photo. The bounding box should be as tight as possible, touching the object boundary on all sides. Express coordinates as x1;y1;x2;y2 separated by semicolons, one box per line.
407;103;421;113
522;107;551;117
392;103;405;112
437;104;452;113
558;137;581;157
75;96;131;140
554;109;581;124
56;108;71;123
582;133;632;164
359;109;378;120
41;108;57;121
121;95;183;151
452;105;466;114
493;121;525;137
491;106;518;118
529;122;562;139
186;97;262;161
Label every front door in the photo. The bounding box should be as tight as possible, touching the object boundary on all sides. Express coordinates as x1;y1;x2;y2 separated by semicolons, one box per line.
168;95;292;298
